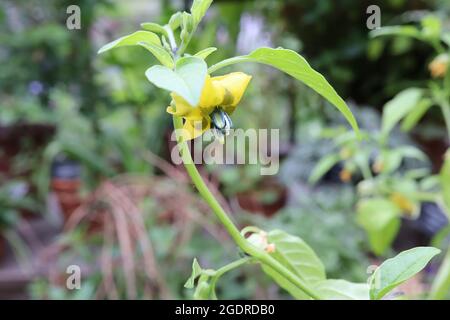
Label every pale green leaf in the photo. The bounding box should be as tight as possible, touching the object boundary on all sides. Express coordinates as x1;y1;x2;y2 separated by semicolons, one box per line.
194;47;217;59
368;219;400;256
98;31;161;54
370;26;423;40
401;98;433;132
381;88;423;138
209;48;360;136
191;0;213;26
356;198;401;256
145;56;207;106
441;33;450;47
263;229;326;288
169;12;183;30
184;258;202;289
421;15;442;39
396;146;427;162
140;22;168;37
138;41;174;68
378;150;403;174
309;154;341;184
314;279;370;300
369;247;441;300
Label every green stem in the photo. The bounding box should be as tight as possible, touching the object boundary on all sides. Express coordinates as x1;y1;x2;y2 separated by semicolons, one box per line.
172;116;321;300
164;25;178;54
208;56;252;74
210;257;253;299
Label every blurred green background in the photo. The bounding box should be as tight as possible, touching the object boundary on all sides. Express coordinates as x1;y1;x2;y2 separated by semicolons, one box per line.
0;0;449;299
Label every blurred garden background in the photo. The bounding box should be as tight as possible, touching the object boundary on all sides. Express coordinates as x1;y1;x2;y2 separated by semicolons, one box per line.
0;0;450;299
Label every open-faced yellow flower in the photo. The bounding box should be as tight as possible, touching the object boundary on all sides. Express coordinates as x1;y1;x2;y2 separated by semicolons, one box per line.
167;72;252;141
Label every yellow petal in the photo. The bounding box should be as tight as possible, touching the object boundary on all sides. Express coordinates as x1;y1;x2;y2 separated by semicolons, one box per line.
180;118;211;141
166;93;203;120
211;72;252;114
199;75;224;109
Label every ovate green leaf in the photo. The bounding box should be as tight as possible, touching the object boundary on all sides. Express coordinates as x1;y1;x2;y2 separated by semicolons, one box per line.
140;22;168;37
314;279;370;300
209;48;359;136
194;47;217;59
267;229;326;283
261;229;325;299
369;247;440;300
191;0;213;26
138;41;174;68
145;56;207;106
98;31;161;54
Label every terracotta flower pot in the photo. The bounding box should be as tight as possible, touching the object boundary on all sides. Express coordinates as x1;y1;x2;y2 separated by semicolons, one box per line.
236;179;287;217
0;235;5;264
50;159;82;222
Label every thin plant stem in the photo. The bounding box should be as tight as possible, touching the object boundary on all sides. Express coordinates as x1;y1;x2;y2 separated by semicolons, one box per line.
210;257;253;299
208;56;252;74
172;115;322;300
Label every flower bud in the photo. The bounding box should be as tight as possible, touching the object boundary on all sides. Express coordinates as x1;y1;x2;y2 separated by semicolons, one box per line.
429;54;449;78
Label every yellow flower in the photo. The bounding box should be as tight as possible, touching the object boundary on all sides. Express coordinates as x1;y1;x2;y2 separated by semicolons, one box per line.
429;54;449;78
390;192;416;216
167;72;252;141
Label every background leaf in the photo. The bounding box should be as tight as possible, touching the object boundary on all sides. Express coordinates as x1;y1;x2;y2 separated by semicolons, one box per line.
381;88;423;139
370;26;423;41
440;151;450;219
191;0;213;27
401;98;433;132
369;246;441;300
309;154;341;184
356;198;401;256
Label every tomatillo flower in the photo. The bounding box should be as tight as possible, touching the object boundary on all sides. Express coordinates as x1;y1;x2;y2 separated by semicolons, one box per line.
390;192;417;217
167;72;252;141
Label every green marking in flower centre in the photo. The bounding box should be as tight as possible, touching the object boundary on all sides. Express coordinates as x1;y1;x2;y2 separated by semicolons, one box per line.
210;107;233;143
